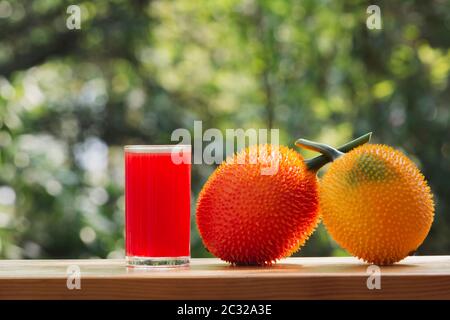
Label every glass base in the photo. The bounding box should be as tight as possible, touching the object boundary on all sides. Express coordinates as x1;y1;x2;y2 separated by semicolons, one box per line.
126;255;190;267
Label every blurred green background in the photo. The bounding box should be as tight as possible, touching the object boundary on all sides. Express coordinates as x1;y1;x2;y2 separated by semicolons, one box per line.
0;0;449;259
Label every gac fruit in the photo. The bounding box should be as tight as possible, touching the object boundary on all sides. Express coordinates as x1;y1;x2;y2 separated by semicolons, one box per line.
196;144;319;265
296;139;434;265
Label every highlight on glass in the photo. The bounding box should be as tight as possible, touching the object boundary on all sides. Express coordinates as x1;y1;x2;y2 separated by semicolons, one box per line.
125;145;191;267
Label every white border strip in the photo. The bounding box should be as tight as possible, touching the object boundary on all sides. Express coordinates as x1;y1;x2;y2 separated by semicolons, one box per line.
124;145;191;153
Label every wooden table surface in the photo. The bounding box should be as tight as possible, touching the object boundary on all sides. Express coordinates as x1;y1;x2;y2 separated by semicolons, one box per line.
0;256;449;300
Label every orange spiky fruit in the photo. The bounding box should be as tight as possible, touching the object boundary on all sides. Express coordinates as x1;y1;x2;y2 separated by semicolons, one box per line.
196;134;371;265
196;144;318;265
296;140;434;265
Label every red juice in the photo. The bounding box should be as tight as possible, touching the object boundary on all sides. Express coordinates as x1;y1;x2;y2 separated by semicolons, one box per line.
125;145;191;266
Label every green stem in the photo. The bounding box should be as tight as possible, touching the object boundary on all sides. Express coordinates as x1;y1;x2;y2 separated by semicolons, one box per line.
297;132;372;171
295;138;344;160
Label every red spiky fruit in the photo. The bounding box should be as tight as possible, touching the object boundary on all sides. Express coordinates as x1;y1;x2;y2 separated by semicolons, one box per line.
196;144;319;265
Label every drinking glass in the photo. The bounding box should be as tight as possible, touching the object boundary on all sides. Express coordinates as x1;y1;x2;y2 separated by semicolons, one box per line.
125;145;191;267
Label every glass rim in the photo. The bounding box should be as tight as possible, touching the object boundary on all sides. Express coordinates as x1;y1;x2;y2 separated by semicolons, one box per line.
124;144;191;153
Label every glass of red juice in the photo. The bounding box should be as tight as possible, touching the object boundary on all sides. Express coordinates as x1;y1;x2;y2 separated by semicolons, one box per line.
125;145;191;267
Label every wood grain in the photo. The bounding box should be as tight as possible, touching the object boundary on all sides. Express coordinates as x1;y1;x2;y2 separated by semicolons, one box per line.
0;256;449;300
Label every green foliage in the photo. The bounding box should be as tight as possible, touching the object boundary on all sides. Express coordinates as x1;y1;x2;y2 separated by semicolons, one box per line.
0;0;449;259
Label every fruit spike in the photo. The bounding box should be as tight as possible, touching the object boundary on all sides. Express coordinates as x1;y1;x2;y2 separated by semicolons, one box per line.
296;132;372;171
